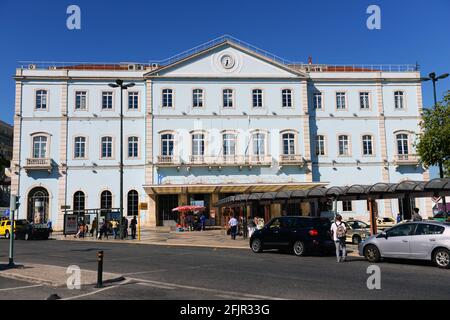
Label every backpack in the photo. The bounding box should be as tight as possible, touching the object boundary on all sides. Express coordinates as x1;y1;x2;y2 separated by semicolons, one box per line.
335;222;346;239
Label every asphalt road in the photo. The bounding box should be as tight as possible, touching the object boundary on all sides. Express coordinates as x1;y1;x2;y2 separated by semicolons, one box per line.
1;239;449;300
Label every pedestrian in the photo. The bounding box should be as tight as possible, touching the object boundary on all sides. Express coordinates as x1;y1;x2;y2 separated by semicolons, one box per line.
330;214;347;262
412;208;423;221
111;220;119;239
130;216;137;239
91;217;98;237
200;213;207;231
47;220;53;237
242;216;248;239
99;220;108;239
228;215;238;240
247;218;256;238
122;217;128;239
83;223;88;238
396;213;402;224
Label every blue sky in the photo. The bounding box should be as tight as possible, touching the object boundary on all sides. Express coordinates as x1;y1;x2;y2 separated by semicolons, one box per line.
0;0;449;126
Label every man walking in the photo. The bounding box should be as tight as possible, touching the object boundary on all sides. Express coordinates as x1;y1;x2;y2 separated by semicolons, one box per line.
228;215;238;240
130;216;137;239
331;214;347;262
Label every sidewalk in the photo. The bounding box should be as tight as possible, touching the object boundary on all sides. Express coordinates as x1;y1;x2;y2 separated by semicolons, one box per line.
52;228;360;255
0;263;123;287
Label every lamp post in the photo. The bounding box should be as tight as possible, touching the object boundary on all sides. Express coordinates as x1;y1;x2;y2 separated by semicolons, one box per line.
108;79;135;239
421;72;449;210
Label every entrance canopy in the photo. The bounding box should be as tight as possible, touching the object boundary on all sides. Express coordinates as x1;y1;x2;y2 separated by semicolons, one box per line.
143;182;326;196
217;178;450;207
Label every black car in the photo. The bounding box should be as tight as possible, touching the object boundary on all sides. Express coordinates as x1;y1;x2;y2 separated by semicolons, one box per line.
250;216;334;256
16;220;50;240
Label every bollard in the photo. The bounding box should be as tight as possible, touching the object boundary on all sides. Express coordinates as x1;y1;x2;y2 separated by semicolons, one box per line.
96;251;104;288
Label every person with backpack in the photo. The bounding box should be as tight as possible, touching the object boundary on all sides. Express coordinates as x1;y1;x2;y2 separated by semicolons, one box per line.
331;214;347;262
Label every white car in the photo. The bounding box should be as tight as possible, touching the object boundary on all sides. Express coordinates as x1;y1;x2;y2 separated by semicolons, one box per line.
359;221;450;269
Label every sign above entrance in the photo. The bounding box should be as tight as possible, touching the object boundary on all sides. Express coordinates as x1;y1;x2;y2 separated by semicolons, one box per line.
139;203;148;210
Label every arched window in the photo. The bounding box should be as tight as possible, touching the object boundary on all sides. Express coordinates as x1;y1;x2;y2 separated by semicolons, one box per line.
73;191;85;215
127;190;139;217
33;135;48;159
396;134;409;155
192;89;204;108
282;133;296;155
100;190;112;215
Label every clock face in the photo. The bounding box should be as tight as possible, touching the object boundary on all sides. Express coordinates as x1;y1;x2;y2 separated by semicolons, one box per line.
221;55;235;69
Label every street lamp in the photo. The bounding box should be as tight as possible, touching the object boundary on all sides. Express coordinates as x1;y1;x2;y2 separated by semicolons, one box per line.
108;79;135;239
420;72;449;209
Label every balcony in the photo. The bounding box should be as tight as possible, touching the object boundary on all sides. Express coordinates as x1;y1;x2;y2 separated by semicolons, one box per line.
279;154;304;165
189;155;208;165
24;158;52;172
247;155;272;166
216;155;246;166
156;155;181;167
394;154;420;166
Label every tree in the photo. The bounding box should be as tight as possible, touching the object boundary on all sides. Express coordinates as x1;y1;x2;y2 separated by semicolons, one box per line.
415;90;450;177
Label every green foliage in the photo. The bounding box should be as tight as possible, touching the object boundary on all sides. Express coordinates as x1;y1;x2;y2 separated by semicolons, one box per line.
415;91;450;177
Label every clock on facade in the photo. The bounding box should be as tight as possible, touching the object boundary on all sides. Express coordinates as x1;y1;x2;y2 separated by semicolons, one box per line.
220;54;235;69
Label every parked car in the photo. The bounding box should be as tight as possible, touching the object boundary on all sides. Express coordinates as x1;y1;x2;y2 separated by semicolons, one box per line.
343;219;371;244
359;221;450;269
0;219;50;240
376;217;396;230
250;216;335;256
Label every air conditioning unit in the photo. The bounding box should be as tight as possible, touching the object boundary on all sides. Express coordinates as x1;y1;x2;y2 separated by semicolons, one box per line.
128;64;136;71
135;64;145;71
28;64;37;70
151;63;159;69
48;66;57;70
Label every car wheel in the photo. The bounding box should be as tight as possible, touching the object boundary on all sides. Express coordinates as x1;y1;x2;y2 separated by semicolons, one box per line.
433;248;450;269
293;241;306;257
5;231;10;239
251;239;263;253
352;235;362;244
364;245;381;263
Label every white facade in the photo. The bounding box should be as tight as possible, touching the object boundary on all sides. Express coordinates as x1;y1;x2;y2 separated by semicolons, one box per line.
10;37;431;230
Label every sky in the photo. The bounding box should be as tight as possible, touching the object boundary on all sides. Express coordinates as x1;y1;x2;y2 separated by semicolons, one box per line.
0;0;449;125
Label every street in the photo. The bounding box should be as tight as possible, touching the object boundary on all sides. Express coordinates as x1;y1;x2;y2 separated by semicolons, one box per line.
1;239;449;300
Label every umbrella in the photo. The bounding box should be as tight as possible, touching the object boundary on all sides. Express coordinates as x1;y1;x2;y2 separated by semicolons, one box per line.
172;205;206;213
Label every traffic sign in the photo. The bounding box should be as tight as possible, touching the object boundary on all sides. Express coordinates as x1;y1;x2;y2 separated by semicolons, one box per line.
432;196;442;203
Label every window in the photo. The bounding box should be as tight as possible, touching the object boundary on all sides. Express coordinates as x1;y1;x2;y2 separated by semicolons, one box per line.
101;137;113;158
338;135;350;156
102;92;113;110
360;92;370;110
36;90;48;110
75;91;87;110
74;136;86;159
162;89;173;108
394;91;404;109
414;224;445;235
336;92;346;110
362;135;373;156
100;190;112;213
127;190;139;216
342;200;352;212
33;136;48;158
313;92;322;110
223;89;233;108
73;191;85;215
386;224;416;237
252;132;266;155
282;89;292;108
396;134;409;155
193;89;204;108
223;133;237;156
192;133;205;156
282;133;295;155
252;89;263;108
161;134;174;156
128;92;139;110
316;135;325;156
128;136;139;158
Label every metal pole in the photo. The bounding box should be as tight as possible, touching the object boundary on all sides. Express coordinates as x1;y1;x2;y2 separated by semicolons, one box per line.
138;204;141;241
120;87;124;239
369;199;378;236
96;251;104;288
8;209;15;267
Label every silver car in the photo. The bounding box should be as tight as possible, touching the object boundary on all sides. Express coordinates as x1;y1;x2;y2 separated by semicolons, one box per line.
359;221;450;269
